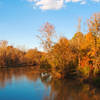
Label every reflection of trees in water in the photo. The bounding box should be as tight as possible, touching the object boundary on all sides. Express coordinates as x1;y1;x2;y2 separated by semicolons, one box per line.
43;79;100;100
0;68;100;100
0;68;40;88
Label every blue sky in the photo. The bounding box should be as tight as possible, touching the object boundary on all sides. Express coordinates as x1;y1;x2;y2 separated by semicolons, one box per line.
0;0;100;50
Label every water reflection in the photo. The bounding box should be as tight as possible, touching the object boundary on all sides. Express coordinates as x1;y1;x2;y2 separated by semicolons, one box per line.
0;68;40;88
0;68;100;100
45;79;100;100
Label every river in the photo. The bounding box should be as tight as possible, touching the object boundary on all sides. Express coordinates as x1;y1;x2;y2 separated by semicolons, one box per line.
0;67;100;100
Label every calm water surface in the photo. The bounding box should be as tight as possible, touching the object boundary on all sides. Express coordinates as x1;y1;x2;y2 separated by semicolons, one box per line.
0;67;100;100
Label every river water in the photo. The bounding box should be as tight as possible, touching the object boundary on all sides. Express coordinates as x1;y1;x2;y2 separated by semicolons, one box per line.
0;67;100;100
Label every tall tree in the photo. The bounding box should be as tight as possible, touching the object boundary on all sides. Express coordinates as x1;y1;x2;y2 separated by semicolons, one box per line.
71;32;84;67
37;22;55;52
88;13;100;67
88;13;100;57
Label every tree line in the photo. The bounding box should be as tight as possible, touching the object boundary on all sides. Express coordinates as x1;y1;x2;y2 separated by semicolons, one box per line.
0;40;42;67
0;13;100;80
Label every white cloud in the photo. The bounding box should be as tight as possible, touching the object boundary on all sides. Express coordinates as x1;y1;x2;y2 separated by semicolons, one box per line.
65;0;71;2
27;0;100;10
92;0;100;2
65;0;82;2
65;0;87;5
72;0;82;2
80;0;86;4
35;0;64;10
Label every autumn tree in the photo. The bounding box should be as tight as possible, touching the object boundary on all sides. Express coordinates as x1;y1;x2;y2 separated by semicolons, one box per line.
25;48;42;65
0;40;26;67
0;40;8;67
70;32;85;67
88;13;100;57
37;22;56;52
87;13;100;76
48;37;77;77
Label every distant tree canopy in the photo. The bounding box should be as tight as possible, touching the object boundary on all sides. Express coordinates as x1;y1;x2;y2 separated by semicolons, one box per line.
0;41;42;67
